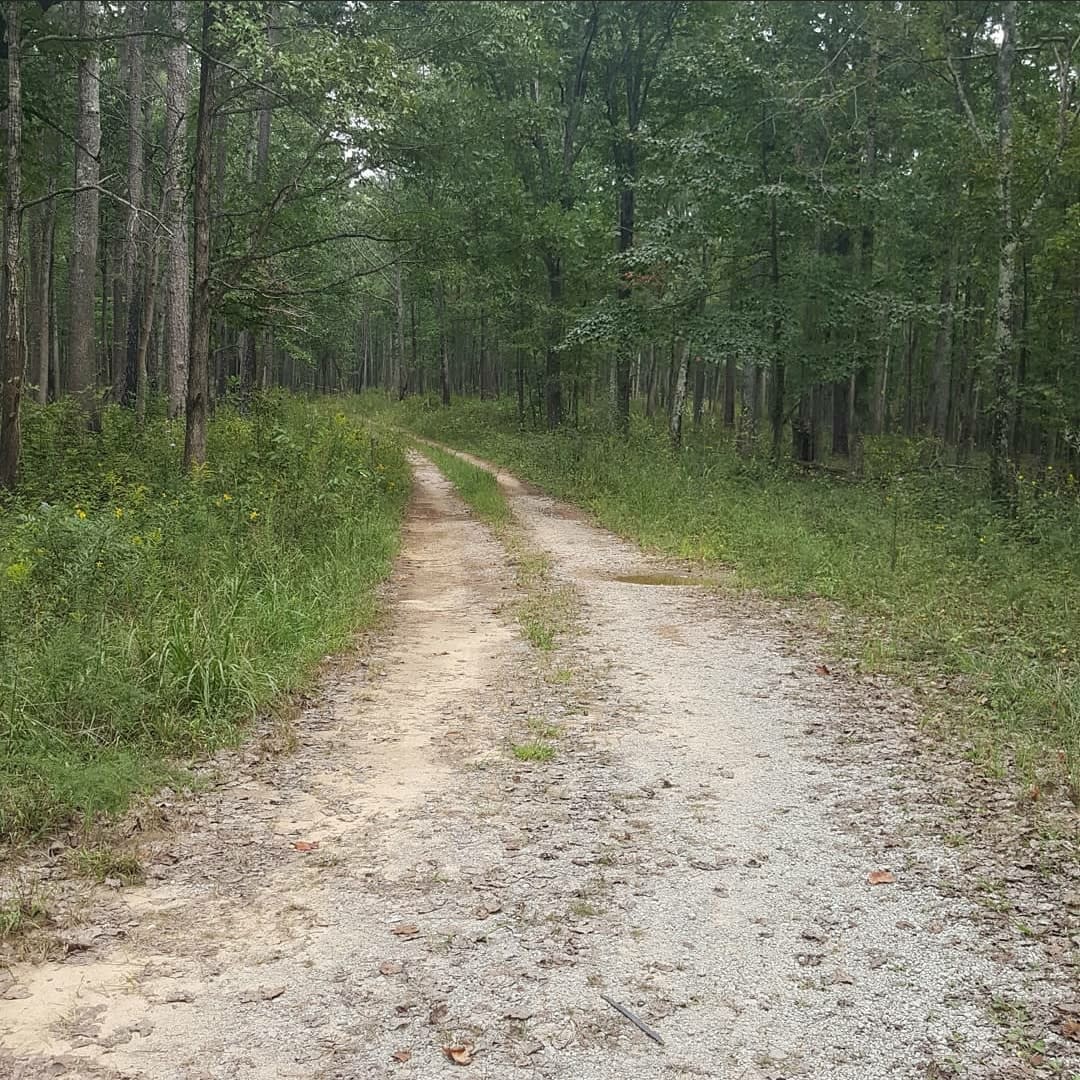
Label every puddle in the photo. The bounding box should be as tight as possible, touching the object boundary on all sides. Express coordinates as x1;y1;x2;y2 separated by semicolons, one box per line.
610;573;712;587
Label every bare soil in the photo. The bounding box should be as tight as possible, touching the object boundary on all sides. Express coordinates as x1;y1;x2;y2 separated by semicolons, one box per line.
1;450;1077;1080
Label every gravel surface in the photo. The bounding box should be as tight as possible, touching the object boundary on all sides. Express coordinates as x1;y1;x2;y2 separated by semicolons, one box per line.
1;451;1077;1080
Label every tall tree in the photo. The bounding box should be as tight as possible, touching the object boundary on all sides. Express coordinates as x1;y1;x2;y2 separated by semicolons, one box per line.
67;0;103;424
0;0;23;490
183;0;216;469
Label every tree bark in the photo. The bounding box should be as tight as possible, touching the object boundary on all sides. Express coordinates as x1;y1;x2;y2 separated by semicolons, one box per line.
928;237;958;441
669;334;689;449
68;0;103;424
113;1;145;406
544;253;562;428
0;0;23;490
184;1;217;470
988;0;1017;511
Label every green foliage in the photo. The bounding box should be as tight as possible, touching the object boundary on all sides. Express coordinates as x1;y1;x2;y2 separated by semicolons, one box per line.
394;398;1080;796
0;397;408;842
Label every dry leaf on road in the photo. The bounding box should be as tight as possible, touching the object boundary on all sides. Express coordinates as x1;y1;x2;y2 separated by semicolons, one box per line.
391;1050;412;1063
291;840;319;852
391;923;419;938
867;869;896;885
379;961;404;976
443;1044;474;1065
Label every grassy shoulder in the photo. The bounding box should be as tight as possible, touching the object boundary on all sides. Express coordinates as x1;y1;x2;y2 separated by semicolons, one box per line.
0;394;409;844
386;395;1080;800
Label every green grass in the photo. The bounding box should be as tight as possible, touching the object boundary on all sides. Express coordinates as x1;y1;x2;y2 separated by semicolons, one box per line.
414;441;511;527
378;394;1080;798
511;739;555;762
0;393;409;843
66;846;144;886
0;891;48;939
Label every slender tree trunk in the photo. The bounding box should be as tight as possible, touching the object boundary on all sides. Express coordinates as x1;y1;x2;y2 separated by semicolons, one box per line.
989;0;1017;511
184;1;216;470
544;253;562;428
165;0;190;418
392;260;404;397
691;355;706;428
929;237;958;441
34;176;56;406
767;193;783;456
68;0;103;424
437;285;451;407
0;0;24;490
669;335;690;449
113;1;145;406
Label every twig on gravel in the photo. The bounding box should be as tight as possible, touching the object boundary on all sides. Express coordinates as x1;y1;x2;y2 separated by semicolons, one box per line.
599;993;665;1046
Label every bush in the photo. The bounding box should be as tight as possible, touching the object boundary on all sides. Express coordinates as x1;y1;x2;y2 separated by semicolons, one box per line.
0;395;408;841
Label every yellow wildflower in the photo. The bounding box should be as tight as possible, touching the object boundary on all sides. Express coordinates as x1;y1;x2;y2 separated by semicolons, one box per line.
75;507;87;520
113;507;124;519
249;510;259;521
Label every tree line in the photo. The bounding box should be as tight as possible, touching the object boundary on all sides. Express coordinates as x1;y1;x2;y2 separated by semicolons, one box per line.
2;1;1079;510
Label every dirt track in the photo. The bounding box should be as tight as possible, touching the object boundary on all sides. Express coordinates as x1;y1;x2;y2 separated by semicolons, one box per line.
2;450;1077;1080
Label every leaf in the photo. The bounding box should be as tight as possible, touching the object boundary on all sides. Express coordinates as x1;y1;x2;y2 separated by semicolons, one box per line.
428;1001;449;1024
867;869;896;885
291;840;319;852
379;961;404;976
1061;1018;1080;1042
443;1044;474;1066
392;1050;412;1063
391;923;419;938
815;664;831;676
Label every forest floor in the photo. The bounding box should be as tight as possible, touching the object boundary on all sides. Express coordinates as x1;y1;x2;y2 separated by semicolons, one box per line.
1;450;1078;1080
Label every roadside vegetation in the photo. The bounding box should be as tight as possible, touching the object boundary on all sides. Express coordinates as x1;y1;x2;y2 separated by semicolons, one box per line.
0;396;407;843
393;396;1080;800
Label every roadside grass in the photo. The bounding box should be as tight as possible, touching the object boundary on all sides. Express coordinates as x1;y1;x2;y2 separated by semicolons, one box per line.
0;890;49;940
66;846;144;886
386;394;1080;799
0;394;409;844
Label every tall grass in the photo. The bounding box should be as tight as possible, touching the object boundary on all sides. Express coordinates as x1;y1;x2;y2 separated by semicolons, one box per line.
383;394;1080;797
0;394;408;841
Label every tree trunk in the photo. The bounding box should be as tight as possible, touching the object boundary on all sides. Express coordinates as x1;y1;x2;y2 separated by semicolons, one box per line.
113;1;145;406
988;0;1017;511
544;254;562;428
0;0;23;490
736;362;758;457
928;237;958;441
68;0;103;424
184;1;217;470
669;335;689;449
33;175;56;405
437;285;451;407
164;0;190;419
691;355;706;428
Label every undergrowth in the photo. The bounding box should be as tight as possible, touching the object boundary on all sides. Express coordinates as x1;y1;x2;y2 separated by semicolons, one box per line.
382;394;1080;799
0;394;408;842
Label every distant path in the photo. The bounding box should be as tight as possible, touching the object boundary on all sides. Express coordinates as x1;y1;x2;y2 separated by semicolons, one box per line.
2;451;1073;1079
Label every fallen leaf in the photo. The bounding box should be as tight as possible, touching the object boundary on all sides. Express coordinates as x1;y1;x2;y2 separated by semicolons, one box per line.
1061;1018;1080;1042
815;664;831;676
391;1050;412;1063
428;1002;449;1024
443;1044;473;1066
379;961;404;976
391;923;419;938
867;869;896;885
291;840;319;852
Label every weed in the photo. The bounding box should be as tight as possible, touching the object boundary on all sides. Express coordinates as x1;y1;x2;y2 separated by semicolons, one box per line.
0;891;49;939
511;740;555;762
67;846;144;886
527;718;563;739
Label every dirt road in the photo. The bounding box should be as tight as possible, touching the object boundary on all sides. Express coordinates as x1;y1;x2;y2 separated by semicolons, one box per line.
2;451;1076;1079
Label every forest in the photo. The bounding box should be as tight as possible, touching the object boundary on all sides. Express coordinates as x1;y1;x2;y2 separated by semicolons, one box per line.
3;4;1080;1076
0;2;1078;845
